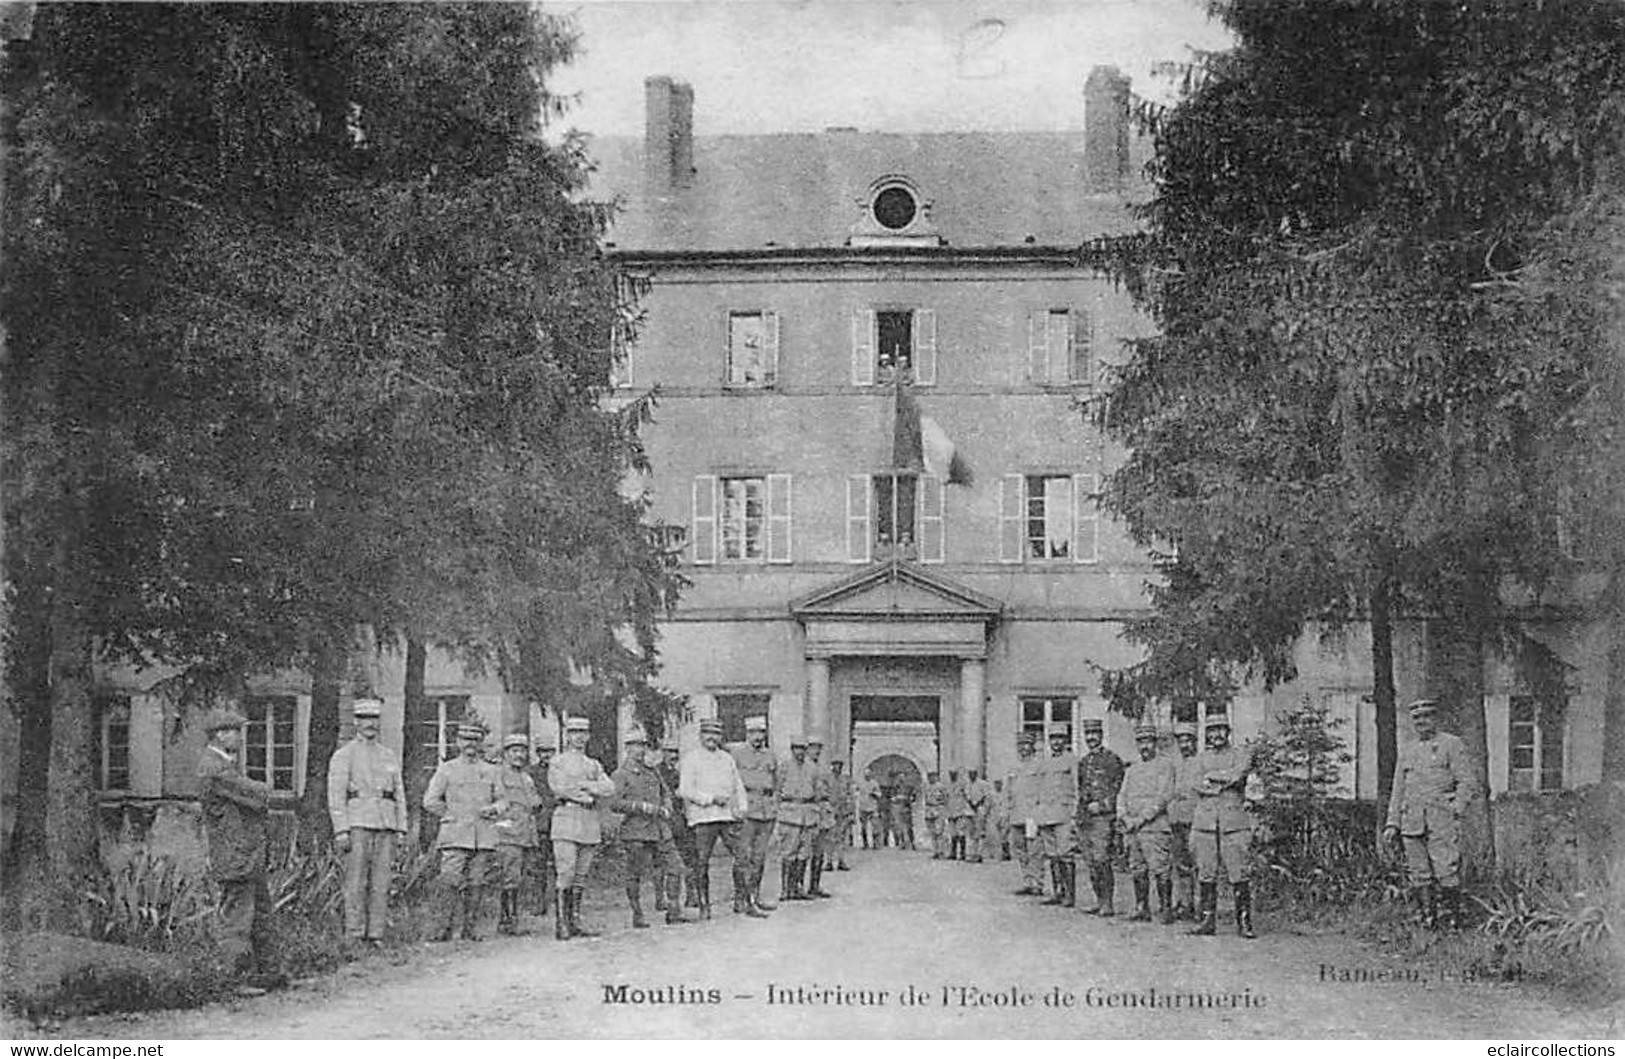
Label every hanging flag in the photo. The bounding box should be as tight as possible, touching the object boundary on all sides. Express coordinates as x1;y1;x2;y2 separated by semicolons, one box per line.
891;372;973;485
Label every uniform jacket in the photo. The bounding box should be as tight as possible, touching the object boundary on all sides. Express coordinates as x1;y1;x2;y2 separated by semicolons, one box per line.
1167;752;1202;826
548;748;616;845
1117;755;1176;833
922;780;948;819
1009;755;1042;822
832;773;856;819
775;757;821;827
657;761;692;836
424;755;506;850
678;747;748;826
966;778;993;817
1034;751;1079;826
496;766;541;848
731;743;778;821
811;760;836;828
945;780;972;818
612;753;675;843
1386;732;1472;836
529;762;557;835
1078;747;1125;818
1191;744;1253;834
197;746;270;881
859;779;881;814
327;738;407;835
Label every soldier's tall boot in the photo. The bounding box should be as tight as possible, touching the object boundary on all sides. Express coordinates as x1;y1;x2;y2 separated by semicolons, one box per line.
569;886;600;937
460;886;486;941
628;879;649;929
497;890;520;935
1083;864;1104;914
1129;876;1152;921
664;875;690;925
555;887;571;940
751;867;775;913
1188;882;1217;936
1415;884;1437;929
431;882;460;942
731;867;747;915
1173;872;1195;921
698;874;713;920
1234;881;1256;939
1156;877;1175;924
684;871;701;910
1041;861;1065;905
654;872;668;913
1063;861;1078;909
809;859;832;898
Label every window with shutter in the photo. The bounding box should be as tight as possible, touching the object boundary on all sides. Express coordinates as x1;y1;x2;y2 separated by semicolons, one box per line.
851;310;875;386
1070;307;1093;386
766;473;792;564
691;475;718;565
998;474;1024;563
720;477;768;562
1046;310;1071;384
726;310;778;388
243;694;300;794
97;692;132;792
1027;311;1048;384
1073;472;1099;563
917;474;944;563
913;309;937;385
846;475;872;563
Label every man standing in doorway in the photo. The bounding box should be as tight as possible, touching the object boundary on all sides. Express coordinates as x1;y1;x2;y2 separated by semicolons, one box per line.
945;769;971;861
548;716;617;939
327;697;406;948
858;769;881;850
923;770;948;859
678;717;751;920
730;715;778;916
1077;717;1125;916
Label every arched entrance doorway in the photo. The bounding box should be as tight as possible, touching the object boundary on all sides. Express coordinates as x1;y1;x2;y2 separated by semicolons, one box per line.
857;751;925;850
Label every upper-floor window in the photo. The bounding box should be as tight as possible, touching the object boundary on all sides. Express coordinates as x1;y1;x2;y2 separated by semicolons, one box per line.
851;308;936;386
691;474;792;565
97;692;132;792
1026;308;1092;387
846;473;944;564
998;473;1098;564
1509;693;1564;792
243;694;300;795
1021;695;1077;752
726;310;779;388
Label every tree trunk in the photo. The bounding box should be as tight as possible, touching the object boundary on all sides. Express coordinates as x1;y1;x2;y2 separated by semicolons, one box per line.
1428;582;1496;877
3;572;54;931
44;580;100;929
1602;568;1625;783
300;643;343;848
400;637;432;850
1370;572;1398;822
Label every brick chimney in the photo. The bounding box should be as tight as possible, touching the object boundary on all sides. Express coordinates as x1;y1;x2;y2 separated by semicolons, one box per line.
1084;66;1130;193
644;75;695;192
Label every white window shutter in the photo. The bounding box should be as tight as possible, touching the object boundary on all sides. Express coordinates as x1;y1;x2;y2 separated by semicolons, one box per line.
1028;311;1048;385
691;475;718;565
1074;472;1099;563
1072;307;1093;386
999;474;1025;563
846;475;872;563
913;309;937;385
1047;310;1071;385
766;473;792;564
918;474;945;563
764;310;780;386
294;694;312;797
851;309;875;386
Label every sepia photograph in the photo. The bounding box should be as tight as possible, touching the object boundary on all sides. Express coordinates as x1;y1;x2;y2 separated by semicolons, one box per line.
1;0;1622;1042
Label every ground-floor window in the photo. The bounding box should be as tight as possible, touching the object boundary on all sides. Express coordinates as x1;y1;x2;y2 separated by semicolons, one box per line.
243;694;299;794
420;694;474;769
1020;695;1076;750
713;691;772;745
1509;693;1564;792
96;692;132;793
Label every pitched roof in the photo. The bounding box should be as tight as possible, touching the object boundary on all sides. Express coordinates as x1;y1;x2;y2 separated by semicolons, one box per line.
585;130;1152;253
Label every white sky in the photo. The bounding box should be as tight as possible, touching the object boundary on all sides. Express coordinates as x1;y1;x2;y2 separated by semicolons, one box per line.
539;0;1233;136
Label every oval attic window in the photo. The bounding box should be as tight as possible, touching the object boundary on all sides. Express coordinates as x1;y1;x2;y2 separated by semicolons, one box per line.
872;185;917;231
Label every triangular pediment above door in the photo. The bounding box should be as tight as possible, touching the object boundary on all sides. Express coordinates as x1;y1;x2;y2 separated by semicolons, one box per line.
789;561;1002;622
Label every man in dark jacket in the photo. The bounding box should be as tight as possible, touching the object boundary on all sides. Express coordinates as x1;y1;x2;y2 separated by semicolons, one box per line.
197;709;274;983
612;725;690;927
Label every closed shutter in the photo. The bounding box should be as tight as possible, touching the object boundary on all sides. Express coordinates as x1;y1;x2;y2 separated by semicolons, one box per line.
691;475;718;565
1028;311;1048;384
846;475;872;563
763;310;780;386
918;474;945;563
913;309;937;385
766;473;792;564
998;474;1025;563
294;694;312;797
851;309;875;386
1072;307;1093;386
1074;472;1099;563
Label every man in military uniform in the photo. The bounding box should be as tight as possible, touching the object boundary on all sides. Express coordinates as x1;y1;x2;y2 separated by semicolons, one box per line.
894;776;917;849
1384;699;1474;929
327;697;406;947
1008;732;1043;894
494;734;541;935
1077;717;1125;916
657;735;702;911
1167;721;1201;920
423;723;506;942
730;715;778;915
965;769;993;864
774;733;820;900
1118;724;1176;923
677;717;750;919
611;725;689;928
547;716;618;939
1189;711;1256;938
858;769;881;849
198;709;275;983
527;740;557;917
1036;725;1079;907
922;771;948;859
990;779;1011;860
945;769;972;861
829;759;854;871
806;736;835;896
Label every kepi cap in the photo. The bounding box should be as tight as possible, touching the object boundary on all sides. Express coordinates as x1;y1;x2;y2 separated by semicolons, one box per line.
1134;723;1158;741
1046;724;1070;738
699;717;724;734
744;715;768;732
502;734;529;750
1081;717;1104;732
457;722;486;740
563;716;590;733
1173;722;1198;738
351;698;383;719
1408;699;1439;717
1204;712;1232;729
